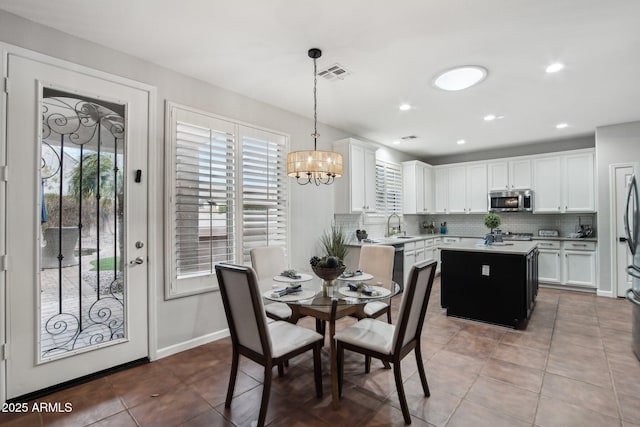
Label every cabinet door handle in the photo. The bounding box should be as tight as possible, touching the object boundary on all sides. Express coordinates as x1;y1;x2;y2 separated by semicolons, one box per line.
557;253;560;257
572;243;587;247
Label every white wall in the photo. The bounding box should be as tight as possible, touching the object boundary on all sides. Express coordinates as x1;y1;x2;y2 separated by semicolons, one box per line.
595;121;640;295
0;10;412;355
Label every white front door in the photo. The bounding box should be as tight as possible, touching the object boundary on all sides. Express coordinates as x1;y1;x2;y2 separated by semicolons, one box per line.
614;165;635;297
4;52;151;399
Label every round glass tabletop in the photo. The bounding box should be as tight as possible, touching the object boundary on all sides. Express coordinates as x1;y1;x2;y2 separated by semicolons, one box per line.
262;274;400;307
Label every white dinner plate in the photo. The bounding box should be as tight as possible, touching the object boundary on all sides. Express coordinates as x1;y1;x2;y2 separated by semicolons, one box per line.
272;273;314;283
263;289;316;302
338;272;374;281
337;286;391;299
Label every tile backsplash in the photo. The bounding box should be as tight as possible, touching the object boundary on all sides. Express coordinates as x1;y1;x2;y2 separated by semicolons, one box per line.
335;212;596;242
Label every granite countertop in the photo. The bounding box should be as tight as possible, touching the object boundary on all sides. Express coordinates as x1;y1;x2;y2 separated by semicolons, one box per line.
438;240;538;255
346;234;597;247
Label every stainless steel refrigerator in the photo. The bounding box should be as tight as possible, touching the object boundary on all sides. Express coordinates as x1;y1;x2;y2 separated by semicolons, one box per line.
624;172;640;360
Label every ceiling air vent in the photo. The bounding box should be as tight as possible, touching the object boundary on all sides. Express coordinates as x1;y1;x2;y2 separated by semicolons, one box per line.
317;63;351;81
401;135;418;140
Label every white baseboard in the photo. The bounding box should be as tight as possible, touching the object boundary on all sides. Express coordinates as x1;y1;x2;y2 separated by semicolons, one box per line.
597;289;615;298
154;329;230;360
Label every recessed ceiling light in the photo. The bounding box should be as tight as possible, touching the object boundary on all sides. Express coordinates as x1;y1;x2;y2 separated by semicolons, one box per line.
546;63;565;73
399;103;411;111
456;139;466;145
484;114;496;121
556;123;568;129
434;66;488;91
393;140;400;145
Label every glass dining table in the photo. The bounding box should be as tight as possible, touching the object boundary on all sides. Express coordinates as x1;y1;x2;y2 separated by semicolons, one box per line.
261;273;401;409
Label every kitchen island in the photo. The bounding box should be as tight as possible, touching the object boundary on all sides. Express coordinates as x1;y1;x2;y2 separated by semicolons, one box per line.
440;240;538;329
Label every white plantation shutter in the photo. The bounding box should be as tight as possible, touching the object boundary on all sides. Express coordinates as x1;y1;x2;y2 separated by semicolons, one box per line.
166;103;289;297
174;120;236;278
240;127;288;264
375;160;403;214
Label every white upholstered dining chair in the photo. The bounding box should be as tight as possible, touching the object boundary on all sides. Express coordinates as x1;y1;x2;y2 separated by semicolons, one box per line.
335;259;437;425
357;244;395;323
250;246;292;321
215;263;324;427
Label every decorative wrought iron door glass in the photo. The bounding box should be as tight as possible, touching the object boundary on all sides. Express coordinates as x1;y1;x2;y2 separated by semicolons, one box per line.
40;88;126;360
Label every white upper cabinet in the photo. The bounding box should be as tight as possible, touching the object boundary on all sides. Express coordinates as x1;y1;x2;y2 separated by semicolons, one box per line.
434;167;449;214
402;160;433;214
564;152;595;212
487;159;532;191
533;156;563;213
434;163;487;214
447;166;467;213
533;149;595;213
333;138;377;214
466;163;488;213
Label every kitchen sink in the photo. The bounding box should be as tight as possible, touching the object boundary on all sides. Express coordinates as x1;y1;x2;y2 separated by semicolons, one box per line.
393;236;416;239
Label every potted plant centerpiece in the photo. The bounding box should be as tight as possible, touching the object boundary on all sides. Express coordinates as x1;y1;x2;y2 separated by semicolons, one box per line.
483;212;502;244
310;225;348;295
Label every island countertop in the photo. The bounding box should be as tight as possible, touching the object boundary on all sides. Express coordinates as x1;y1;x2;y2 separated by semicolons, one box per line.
438;240;538;255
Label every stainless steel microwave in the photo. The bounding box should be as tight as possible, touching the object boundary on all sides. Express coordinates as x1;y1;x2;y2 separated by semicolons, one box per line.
488;190;534;212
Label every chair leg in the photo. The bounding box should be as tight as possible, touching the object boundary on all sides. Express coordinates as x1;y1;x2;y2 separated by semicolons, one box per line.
277;362;285;377
415;345;430;397
337;342;344;397
225;348;239;408
316;319;326;338
365;355;371;373
258;365;273;427
313;342;323;398
393;361;412;425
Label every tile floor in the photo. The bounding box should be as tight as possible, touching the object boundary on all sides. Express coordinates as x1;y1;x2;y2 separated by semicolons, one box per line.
2;278;639;427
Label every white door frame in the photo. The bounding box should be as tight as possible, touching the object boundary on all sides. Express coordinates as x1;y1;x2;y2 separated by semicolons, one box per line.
0;42;158;403
609;162;635;298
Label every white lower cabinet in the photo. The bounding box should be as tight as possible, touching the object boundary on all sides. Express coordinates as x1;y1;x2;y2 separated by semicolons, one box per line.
563;241;597;288
537;240;597;289
403;237;443;284
538;249;562;284
403;241;417;286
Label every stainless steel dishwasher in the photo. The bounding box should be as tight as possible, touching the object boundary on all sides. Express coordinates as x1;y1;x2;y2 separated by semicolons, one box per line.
392;243;405;291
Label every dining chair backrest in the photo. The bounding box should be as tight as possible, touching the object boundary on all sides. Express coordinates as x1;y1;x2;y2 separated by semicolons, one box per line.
392;259;437;350
215;263;272;357
250;246;287;280
358;245;395;286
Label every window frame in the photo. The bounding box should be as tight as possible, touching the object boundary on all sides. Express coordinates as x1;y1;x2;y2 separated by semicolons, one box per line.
375;158;403;216
164;101;290;299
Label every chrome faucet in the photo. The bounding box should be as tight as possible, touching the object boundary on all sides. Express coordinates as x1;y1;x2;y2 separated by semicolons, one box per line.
387;213;402;237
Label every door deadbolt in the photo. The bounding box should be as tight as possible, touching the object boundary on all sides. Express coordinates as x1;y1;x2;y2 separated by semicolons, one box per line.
130;256;144;265
135;241;144;249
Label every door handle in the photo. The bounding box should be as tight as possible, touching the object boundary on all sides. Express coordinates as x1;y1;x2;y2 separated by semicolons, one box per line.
624;175;638;255
626;288;640;306
130;256;144;265
620;237;628;242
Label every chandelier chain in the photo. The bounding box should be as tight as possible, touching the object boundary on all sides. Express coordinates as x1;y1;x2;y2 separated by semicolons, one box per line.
313;55;318;149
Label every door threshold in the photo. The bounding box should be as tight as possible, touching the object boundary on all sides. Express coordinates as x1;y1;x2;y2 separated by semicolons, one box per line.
7;357;149;403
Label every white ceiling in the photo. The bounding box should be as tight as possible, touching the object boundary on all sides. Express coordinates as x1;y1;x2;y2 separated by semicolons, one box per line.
2;0;640;157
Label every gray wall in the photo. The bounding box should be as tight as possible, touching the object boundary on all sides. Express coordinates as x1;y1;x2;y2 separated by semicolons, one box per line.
426;135;595;165
595;121;640;295
0;10;415;354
